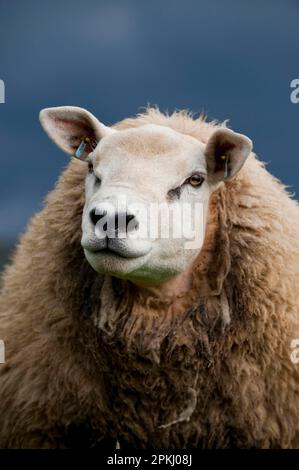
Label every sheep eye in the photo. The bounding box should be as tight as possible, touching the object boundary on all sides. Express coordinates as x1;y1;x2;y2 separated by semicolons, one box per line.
187;174;204;187
87;163;101;185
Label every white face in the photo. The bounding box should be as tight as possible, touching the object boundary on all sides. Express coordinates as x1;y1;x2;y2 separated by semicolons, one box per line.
81;124;213;284
39;106;252;286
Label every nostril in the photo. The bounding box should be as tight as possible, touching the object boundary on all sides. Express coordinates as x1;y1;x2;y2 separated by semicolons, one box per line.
126;214;138;232
112;213;138;233
90;210;138;234
90;209;98;226
90;209;107;226
113;213;135;232
126;214;134;225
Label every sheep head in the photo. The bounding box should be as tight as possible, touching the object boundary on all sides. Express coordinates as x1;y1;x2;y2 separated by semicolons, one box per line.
40;106;252;286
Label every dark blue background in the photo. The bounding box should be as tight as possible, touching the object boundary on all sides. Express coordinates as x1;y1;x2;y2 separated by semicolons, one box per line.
0;0;298;248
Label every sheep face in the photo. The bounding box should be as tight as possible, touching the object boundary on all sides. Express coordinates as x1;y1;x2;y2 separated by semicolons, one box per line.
39;107;252;285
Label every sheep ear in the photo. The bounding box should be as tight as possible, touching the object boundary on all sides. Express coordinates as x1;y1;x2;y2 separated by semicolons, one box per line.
39;106;115;160
205;128;252;183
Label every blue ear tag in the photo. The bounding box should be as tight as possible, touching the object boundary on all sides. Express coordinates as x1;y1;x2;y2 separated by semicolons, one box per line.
75;138;87;158
221;155;229;178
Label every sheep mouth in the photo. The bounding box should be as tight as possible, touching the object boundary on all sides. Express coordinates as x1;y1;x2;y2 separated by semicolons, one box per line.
81;235;152;261
89;247;143;259
84;242;151;260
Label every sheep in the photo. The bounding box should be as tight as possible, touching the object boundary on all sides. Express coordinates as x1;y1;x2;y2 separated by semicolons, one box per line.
0;106;299;448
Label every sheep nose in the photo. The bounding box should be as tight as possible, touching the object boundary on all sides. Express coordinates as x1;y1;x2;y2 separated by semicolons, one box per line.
90;208;106;227
89;208;138;236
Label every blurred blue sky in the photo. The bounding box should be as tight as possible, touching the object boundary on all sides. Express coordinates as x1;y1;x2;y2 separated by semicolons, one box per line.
0;0;298;242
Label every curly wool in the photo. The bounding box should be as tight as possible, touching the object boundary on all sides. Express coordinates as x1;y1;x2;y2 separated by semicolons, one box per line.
0;108;299;448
